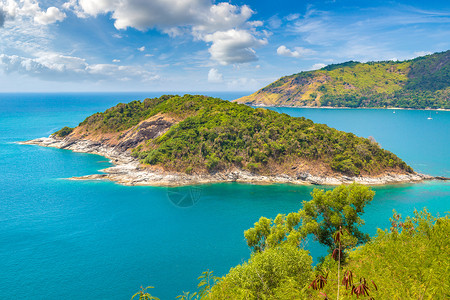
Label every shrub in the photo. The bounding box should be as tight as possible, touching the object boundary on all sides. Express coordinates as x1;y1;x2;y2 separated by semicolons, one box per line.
53;126;74;138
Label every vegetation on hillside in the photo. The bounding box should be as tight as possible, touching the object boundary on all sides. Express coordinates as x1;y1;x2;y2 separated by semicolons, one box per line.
53;126;74;137
316;209;450;299
71;95;412;176
145;184;449;299
237;50;450;109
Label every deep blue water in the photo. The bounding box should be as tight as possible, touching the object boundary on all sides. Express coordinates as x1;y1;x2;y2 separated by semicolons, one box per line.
0;93;449;299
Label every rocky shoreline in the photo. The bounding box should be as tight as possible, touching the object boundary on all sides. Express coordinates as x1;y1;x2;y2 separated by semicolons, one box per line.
20;136;438;187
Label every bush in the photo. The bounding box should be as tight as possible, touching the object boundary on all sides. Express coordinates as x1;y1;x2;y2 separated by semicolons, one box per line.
53;126;74;138
208;245;313;299
331;155;360;176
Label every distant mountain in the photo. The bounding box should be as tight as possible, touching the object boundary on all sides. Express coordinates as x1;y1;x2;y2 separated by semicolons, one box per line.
235;50;450;109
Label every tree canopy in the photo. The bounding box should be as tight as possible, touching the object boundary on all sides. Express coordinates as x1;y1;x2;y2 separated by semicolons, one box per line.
244;183;375;253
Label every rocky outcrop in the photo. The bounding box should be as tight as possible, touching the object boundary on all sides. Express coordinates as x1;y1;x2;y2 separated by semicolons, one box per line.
115;116;174;151
20;136;436;187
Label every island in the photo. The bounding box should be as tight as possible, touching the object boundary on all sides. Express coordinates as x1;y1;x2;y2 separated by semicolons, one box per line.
22;94;433;186
235;50;450;109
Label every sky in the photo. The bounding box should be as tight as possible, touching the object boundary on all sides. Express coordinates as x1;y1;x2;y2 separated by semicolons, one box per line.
0;0;449;92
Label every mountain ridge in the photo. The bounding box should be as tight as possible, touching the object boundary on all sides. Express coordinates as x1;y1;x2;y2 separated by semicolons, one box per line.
235;50;450;109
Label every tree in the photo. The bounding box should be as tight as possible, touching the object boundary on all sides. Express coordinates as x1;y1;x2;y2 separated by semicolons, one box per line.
244;183;375;253
303;183;375;251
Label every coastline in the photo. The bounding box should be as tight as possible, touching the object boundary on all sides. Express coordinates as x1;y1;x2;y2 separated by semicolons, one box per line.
19;136;440;187
245;103;450;111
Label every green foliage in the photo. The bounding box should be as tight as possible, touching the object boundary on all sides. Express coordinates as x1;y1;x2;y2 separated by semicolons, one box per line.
406;50;450;91
204;208;447;299
135;195;447;299
206;245;313;299
53;126;74;138
331;154;360;176
197;270;218;298
131;286;159;300
305;184;374;250
321;60;360;71
318;209;450;299
176;292;198;300
244;184;375;253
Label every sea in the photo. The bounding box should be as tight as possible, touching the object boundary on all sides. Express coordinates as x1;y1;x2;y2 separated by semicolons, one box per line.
0;92;449;299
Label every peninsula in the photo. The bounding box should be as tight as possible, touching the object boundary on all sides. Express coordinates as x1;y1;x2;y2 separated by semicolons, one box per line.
235;50;450;109
22;94;431;186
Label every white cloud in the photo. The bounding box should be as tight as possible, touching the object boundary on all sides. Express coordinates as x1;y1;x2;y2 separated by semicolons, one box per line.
68;0;267;64
413;51;432;57
0;0;66;25
311;63;326;70
277;45;315;58
145;54;154;57
112;59;120;62
289;6;450;62
137;46;145;52
0;53;159;82
268;15;281;29
75;0;254;32
34;7;66;25
192;3;254;33
227;77;260;90
285;13;300;21
204;29;267;65
207;68;223;83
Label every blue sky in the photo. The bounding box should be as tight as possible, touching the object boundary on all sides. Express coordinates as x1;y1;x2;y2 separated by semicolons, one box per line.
0;0;449;92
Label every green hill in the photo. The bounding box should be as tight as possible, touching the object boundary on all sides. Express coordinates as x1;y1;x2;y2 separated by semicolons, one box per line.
59;94;413;177
235;50;450;109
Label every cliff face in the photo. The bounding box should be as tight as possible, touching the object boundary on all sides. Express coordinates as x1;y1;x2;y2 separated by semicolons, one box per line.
68;113;177;153
235;51;450;109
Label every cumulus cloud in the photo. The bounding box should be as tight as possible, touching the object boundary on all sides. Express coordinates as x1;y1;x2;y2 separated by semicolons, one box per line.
0;53;159;82
207;68;223;83
277;45;316;58
277;45;300;58
137;46;145;52
67;0;267;65
204;29;267;65
192;3;254;33
34;7;66;25
75;0;253;32
0;0;66;25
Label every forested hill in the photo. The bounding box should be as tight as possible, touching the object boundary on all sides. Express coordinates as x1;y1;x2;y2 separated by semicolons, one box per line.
55;94;413;177
235;50;450;109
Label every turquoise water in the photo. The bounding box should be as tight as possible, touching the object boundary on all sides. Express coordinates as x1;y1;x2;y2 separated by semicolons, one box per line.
0;93;449;299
